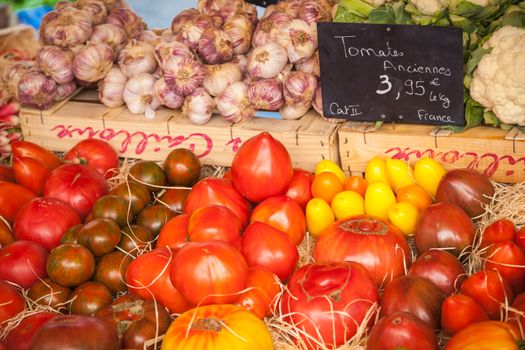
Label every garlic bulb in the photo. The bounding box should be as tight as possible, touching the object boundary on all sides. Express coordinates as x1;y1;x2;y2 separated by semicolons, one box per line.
312;83;323;116
171;8;199;34
197;0;223;14
72;43;114;83
1;61;34;99
138;30;159;44
248;79;284;111
217;81;255;123
42;8;93;48
98;67;127;107
279;103;310;120
37;46;74;84
198;28;233;64
231;54;248;75
262;5;278;18
154;41;193;69
106;7;146;39
55;81;78;101
76;0;107;25
283;71;317;107
223;14;253;55
159;29;176;43
252;12;293;47
277;19;318;63
247;42;288;79
90;23;128;61
299;0;332;24
155;78;184;109
295;50;320;77
176;14;215;51
118;40;157;78
123;73;160;119
18;71;58;110
202;63;242;97
55;1;73;10
182;88;215;125
164;57;207;96
239;2;259;25
277;0;301;17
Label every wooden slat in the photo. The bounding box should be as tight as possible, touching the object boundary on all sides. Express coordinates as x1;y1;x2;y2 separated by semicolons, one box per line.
338;122;525;183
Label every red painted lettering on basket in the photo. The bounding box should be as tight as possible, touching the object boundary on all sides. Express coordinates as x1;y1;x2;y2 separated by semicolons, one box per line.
51;125;213;157
384;147;523;178
226;137;242;152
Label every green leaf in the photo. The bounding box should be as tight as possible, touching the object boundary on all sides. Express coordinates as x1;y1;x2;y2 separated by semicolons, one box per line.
465;46;492;75
369;2;414;24
483;110;501;126
335;0;376;22
444;96;484;132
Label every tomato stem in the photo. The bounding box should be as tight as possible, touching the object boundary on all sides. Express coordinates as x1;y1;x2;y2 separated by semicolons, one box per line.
192;318;223;332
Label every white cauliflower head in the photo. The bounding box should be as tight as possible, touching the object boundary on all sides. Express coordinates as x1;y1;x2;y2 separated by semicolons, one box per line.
470;26;525;126
409;0;450;16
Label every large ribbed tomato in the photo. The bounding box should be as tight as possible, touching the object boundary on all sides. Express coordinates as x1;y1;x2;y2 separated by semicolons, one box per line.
236;267;281;319
125;247;192;314
188;205;242;249
161;304;273;350
0;280;25;326
281;262;379;349
231;132;293;203
313;215;411;287
485;241;525;294
183;177;251;228
5;312;57;350
0;182;36;221
0;241;49;288
445;321;523;350
64;139;119;179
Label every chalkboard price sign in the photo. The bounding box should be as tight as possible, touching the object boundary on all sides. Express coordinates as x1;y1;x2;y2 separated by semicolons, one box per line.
317;23;465;126
245;0;277;7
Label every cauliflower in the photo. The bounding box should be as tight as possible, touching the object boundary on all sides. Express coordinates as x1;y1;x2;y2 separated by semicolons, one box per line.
409;0;450;16
470;26;525;126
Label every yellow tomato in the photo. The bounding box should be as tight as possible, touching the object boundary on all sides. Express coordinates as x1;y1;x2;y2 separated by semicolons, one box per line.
161;304;273;350
314;159;346;183
306;198;335;239
397;183;433;212
386;158;415;193
364;156;389;185
311;171;343;205
388;201;419;236
414;157;446;196
364;181;396;220
331;190;365;220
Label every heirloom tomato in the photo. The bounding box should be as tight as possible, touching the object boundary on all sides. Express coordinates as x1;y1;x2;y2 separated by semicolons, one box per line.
0;165;15;183
128;161;166;192
281;262;379;349
444;321;523;350
43;164;108;219
28;278;71;309
314;159;346;183
11;141;62;170
157;214;189;249
364;156;388;185
109;181;151;215
231;132;293;203
481;219;517;249
313;215;411;287
385;158;415;193
0;241;48;288
183;177;251;228
364;181;396;220
188;205;242;248
396;183;433;212
342;175;368;197
236;267;281;319
161;304;273;350
28;315;119;350
0;280;25;326
12;156;50;195
516;227;525;251
69;281;113;316
77;218;121;257
14;197;81;251
311;171;343;205
64;139;119;179
156;188;190;213
163;148;201;187
330;190;365;220
285;168;314;210
0;221;14;249
5;312;57;350
388;201;419;236
0;182;36;221
509;292;525;331
46;243;95;288
60;224;84;244
93;251;132;294
118;225;154;256
91;195;131;227
441;294;489;335
250;195;306;245
136;205;175;236
171;241;249;306
413;157;446;197
485;241;525;294
305;198;335;239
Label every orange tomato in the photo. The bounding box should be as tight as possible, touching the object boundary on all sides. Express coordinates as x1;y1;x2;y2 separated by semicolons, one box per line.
311;172;343;205
396;184;433;212
343;175;368;197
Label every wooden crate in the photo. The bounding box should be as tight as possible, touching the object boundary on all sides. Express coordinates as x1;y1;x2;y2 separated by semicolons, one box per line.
338;122;525;183
20;95;341;171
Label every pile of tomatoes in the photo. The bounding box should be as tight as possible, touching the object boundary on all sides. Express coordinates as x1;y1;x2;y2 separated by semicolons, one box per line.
0;131;524;350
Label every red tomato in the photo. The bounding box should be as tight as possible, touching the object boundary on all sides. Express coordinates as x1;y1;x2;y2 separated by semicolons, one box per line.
12;157;50;195
285;169;314;210
188;205;242;248
0;221;14;249
313;215;411;288
77;218;121;257
250;195;306;246
14;197;81;251
136;205;175;236
46;243;95;288
93;251;132;294
481;219;517;249
231;132;293;203
43;164;108;219
281;262;379;349
156;188;190;213
125;247;192;314
444;321;522;350
0;182;37;221
415;202;475;257
236;267;281;319
118;225;154;257
11;141;62;171
0;165;15;183
183;177;251;228
485;241;525;294
0;241;48;289
509;292;525;332
367;312;439;350
380;275;445;329
27;315;119;350
69;281;113;316
441;294;489;335
5;312;57;350
171;240;249;306
0;280;25;325
516;227;525;251
64;139;119;179
157;214;189;249
241;222;298;282
408;249;466;296
460;270;514;319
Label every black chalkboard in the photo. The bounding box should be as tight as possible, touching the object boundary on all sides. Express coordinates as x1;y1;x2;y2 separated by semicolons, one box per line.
245;0;278;7
317;23;465;126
